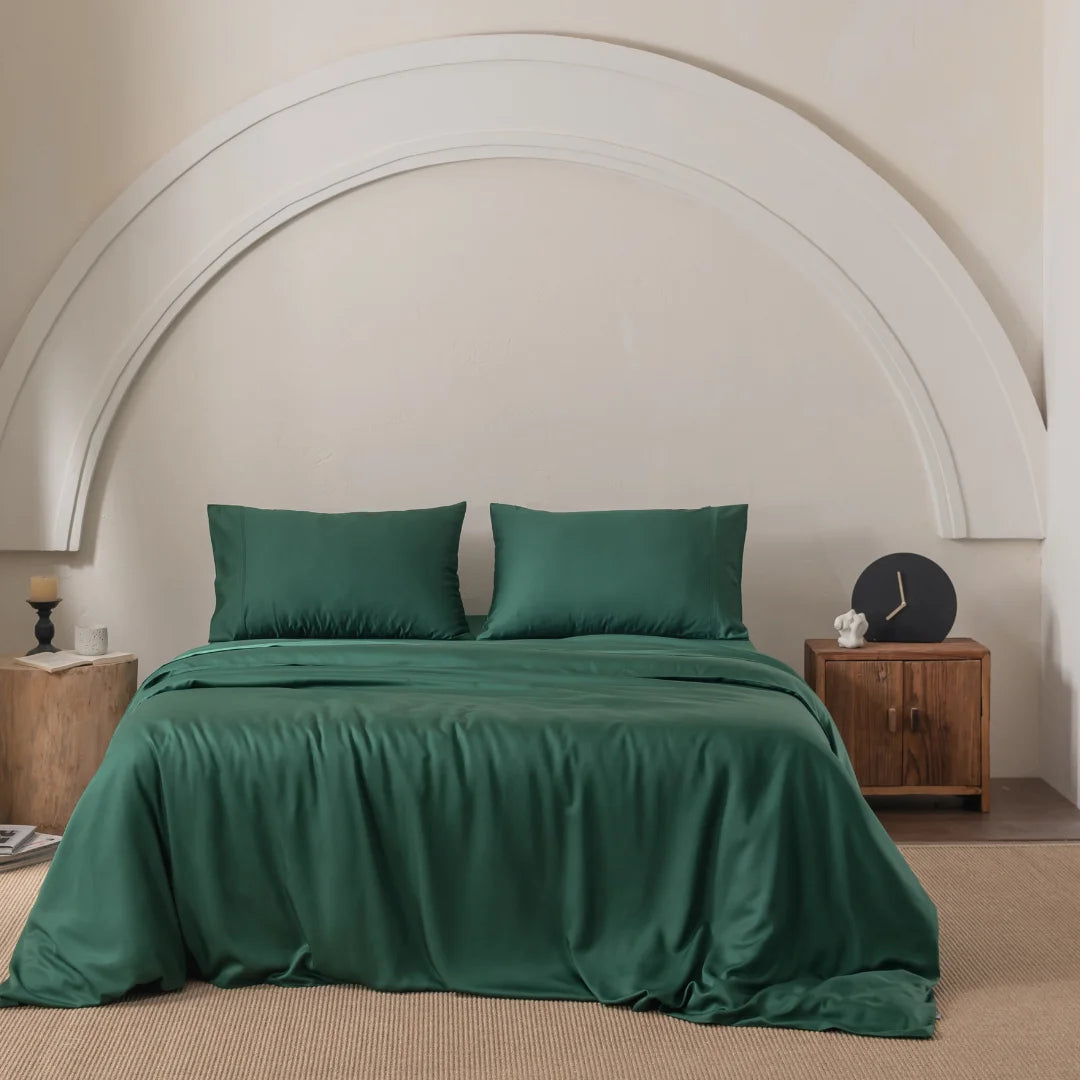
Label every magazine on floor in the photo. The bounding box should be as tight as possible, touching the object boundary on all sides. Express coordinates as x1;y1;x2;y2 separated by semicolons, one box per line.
0;824;36;856
0;830;61;871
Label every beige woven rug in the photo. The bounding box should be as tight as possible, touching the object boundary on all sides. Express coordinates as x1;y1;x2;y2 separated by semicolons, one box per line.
2;844;1079;1080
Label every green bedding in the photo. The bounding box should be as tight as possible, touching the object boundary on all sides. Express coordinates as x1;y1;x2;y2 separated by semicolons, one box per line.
0;637;938;1036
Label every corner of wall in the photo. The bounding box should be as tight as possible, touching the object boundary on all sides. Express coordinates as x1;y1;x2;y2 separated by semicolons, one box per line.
1040;0;1080;805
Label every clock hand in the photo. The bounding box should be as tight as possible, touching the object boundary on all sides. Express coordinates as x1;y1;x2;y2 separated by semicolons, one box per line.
896;570;905;604
886;600;907;621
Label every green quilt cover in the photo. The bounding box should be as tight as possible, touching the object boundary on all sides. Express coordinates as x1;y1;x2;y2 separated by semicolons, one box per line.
0;637;938;1036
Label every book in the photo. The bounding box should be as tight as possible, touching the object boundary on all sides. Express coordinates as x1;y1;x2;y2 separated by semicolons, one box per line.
0;824;36;855
14;651;90;673
0;832;62;872
14;650;134;674
88;651;135;664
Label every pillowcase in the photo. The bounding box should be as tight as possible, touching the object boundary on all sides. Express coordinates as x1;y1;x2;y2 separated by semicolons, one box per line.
208;503;469;641
477;503;748;641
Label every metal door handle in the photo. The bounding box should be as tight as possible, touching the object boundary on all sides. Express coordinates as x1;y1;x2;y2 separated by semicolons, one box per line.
887;707;897;733
910;707;920;731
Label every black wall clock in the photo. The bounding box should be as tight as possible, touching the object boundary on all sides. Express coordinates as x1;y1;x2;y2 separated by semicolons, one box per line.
851;552;957;643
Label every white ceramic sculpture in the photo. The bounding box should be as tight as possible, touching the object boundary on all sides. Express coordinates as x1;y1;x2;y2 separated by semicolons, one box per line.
833;609;869;649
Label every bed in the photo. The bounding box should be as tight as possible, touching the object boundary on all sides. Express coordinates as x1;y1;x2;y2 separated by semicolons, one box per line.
0;633;938;1036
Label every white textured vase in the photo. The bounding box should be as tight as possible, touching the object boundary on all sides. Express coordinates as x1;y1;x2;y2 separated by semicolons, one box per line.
74;624;108;656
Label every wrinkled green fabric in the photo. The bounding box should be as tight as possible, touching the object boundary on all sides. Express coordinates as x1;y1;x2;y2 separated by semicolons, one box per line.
0;637;938;1037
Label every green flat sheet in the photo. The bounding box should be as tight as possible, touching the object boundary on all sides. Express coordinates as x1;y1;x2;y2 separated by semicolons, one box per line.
0;637;938;1036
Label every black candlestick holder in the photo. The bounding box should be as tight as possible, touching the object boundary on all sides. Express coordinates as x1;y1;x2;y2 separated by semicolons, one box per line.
26;599;61;655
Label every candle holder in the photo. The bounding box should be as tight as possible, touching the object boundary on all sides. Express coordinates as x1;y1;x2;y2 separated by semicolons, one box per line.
26;599;61;655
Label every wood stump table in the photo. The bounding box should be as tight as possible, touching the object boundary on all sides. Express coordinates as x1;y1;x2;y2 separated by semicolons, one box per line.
0;655;138;832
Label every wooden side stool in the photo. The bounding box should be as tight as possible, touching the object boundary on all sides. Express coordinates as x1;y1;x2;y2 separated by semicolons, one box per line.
0;655;138;832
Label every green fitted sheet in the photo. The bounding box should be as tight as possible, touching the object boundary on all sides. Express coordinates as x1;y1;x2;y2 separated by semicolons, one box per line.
0;636;938;1036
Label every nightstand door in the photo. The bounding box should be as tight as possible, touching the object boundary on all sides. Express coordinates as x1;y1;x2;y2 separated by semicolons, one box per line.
824;661;903;786
903;660;981;786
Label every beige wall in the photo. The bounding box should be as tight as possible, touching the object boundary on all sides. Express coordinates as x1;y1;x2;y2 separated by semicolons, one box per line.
0;2;1044;397
1042;0;1080;801
0;2;1045;773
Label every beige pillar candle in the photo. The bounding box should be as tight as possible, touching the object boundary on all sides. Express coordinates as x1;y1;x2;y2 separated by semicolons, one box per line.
29;576;59;602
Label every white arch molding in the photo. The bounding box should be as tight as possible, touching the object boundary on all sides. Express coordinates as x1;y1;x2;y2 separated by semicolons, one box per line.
0;34;1046;549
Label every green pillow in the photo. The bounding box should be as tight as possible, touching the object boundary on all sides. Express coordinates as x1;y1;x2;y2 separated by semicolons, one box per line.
478;503;748;640
208;503;469;641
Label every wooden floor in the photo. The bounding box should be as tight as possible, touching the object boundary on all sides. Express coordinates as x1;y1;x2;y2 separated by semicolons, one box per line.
872;777;1080;843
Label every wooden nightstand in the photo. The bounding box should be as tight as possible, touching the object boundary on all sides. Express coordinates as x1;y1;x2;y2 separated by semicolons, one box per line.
0;655;138;831
804;638;990;811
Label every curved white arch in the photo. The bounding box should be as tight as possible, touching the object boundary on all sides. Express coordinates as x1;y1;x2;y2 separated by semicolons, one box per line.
0;33;1045;548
